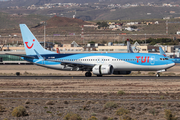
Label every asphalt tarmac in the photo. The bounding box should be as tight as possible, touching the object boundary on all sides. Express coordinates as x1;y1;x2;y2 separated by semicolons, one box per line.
0;76;179;80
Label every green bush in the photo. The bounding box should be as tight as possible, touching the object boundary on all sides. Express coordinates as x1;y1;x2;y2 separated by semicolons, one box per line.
11;106;28;117
63;113;82;120
88;116;98;120
103;101;117;109
117;90;125;95
164;109;177;120
116;108;129;116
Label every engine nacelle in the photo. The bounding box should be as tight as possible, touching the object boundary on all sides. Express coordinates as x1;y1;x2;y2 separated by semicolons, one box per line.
113;71;131;75
92;64;114;75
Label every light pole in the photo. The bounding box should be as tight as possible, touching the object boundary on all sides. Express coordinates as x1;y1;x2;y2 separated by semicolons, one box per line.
145;33;146;45
44;21;46;49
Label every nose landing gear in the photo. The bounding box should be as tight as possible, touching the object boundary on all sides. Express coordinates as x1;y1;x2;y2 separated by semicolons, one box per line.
156;73;160;77
156;69;166;77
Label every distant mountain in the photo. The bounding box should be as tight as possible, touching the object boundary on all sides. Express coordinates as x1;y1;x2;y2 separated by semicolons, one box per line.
46;16;88;27
0;0;99;8
0;0;180;8
74;6;180;21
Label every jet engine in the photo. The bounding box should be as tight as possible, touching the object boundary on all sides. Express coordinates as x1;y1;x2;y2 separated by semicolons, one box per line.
92;64;114;75
113;71;131;75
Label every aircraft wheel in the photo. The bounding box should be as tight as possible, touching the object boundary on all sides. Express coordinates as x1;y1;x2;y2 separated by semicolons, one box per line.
85;72;92;77
156;73;160;77
97;75;102;77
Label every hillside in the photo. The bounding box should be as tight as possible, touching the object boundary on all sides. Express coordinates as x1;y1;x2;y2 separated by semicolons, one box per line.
32;16;90;35
77;6;180;21
46;16;87;27
0;0;180;8
0;0;99;8
0;12;49;29
2;6;180;21
0;15;91;36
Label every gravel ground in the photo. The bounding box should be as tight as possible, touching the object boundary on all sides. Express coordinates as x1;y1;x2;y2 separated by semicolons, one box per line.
0;65;180;120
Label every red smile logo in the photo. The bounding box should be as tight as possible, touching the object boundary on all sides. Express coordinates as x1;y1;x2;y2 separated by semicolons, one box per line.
25;39;35;49
163;54;166;57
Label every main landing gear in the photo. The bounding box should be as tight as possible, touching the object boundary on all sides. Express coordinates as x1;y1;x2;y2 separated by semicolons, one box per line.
85;72;92;77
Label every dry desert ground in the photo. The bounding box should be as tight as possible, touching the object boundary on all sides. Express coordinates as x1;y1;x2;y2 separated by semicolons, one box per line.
0;65;180;120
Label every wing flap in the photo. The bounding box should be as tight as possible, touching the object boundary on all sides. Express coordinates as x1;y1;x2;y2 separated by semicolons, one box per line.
46;59;95;67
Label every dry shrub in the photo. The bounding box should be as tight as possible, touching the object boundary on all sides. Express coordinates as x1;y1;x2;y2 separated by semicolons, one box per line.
107;117;113;120
88;116;98;120
11;106;28;117
117;90;125;95
103;101;117;109
116;108;129;116
45;100;54;105
163;73;176;76
164;109;177;120
119;114;134;120
25;99;30;104
63;112;82;120
0;105;5;112
148;72;155;75
149;108;159;116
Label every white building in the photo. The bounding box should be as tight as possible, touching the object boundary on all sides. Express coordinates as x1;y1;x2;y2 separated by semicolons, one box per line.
177;31;180;35
126;22;138;26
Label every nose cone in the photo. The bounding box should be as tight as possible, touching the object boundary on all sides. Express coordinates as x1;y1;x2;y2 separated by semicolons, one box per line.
168;60;175;68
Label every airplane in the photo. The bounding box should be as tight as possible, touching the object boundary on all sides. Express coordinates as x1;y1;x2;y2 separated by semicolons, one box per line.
159;46;180;63
10;24;175;77
127;39;180;63
127;39;134;53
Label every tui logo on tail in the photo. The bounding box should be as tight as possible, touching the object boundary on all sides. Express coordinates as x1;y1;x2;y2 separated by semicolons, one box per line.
163;54;167;57
25;39;35;49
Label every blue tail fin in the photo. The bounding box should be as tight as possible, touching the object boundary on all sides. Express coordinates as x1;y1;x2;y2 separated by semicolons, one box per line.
159;47;167;57
20;24;56;55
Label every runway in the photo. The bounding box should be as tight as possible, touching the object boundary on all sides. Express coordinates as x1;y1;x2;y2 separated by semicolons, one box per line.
0;97;180;102
0;75;179;79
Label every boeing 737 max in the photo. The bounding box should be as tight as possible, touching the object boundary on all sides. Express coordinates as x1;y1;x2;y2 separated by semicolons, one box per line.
14;24;175;77
159;46;180;63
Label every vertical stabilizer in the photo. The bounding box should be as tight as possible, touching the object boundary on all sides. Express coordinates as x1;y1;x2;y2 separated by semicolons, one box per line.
20;24;56;55
127;39;134;53
159;47;167;57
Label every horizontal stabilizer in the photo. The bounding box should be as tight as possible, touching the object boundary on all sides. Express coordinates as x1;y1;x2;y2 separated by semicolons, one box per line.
5;53;35;59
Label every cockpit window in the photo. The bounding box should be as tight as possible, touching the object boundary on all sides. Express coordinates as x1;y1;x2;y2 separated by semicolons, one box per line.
160;58;168;60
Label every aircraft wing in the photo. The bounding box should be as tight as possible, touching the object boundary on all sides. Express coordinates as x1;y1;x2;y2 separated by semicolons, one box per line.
46;59;95;68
